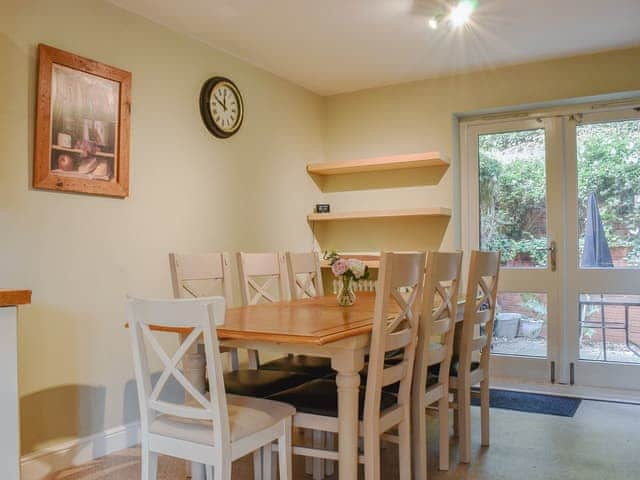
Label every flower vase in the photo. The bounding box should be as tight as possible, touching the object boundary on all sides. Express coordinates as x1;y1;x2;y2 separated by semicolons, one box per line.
337;276;356;306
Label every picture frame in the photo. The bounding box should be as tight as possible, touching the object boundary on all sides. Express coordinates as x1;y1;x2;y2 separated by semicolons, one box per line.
33;44;131;198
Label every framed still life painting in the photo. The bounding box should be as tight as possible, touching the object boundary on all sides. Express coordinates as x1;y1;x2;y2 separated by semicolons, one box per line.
33;44;131;198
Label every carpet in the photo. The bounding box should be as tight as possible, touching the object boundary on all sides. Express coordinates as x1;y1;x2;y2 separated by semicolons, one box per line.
471;388;582;417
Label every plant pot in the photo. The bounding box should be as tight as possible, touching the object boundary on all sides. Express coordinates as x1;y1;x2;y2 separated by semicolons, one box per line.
518;318;544;339
494;313;521;339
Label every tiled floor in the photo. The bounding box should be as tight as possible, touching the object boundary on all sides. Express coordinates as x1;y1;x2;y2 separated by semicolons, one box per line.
48;400;640;479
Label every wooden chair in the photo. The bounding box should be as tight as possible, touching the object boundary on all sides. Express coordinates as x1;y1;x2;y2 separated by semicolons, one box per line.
286;252;324;299
450;250;500;464
411;251;462;480
128;296;294;480
260;252;333;378
280;252;334;479
237;252;289;369
169;252;310;432
269;251;427;480
169;252;239;371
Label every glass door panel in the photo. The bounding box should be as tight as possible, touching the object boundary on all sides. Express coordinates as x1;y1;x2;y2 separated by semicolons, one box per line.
479;128;548;268
576;119;640;269
494;292;548;358
466;117;562;383
566;109;640;389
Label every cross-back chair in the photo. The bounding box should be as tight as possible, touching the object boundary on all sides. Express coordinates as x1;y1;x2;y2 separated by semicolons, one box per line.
450;250;500;464
237;252;289;369
411;251;463;479
260;252;333;377
286;251;324;299
128;296;294;480
169;252;239;371
269;251;426;480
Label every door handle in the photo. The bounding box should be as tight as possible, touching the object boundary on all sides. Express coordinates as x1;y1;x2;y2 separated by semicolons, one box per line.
548;241;557;272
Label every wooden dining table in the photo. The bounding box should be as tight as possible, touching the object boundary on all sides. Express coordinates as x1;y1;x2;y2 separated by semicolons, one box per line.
148;292;464;480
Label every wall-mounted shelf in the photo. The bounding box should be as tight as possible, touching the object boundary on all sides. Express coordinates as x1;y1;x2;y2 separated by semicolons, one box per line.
307;207;451;222
307;152;448;176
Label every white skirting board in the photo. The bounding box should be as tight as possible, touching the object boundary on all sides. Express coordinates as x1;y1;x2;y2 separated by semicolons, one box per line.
20;422;140;480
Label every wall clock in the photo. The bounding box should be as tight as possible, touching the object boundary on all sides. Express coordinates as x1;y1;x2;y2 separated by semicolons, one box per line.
199;76;244;138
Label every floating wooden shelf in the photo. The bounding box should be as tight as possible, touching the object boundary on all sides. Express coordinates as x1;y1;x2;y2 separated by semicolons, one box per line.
307;207;451;222
307;152;449;176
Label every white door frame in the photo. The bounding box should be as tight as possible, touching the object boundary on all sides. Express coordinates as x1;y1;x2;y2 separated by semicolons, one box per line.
461;104;640;389
563;108;640;389
461;117;564;384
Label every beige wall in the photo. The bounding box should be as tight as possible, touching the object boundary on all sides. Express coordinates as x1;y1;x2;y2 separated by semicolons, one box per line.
3;0;640;462
324;46;640;253
0;0;324;456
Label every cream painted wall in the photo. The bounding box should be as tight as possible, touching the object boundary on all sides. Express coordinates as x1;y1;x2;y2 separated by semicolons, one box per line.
0;0;324;456
3;0;640;464
324;46;640;253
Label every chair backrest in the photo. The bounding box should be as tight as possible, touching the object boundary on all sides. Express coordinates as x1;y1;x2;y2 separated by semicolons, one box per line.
363;251;426;424
128;296;230;447
286;252;324;300
237;252;288;305
169;252;233;304
456;250;501;377
413;251;463;392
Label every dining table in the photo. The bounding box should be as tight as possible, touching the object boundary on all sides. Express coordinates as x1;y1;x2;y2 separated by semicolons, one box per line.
146;291;465;480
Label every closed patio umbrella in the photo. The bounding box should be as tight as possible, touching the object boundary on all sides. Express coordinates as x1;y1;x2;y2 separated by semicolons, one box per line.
581;192;613;268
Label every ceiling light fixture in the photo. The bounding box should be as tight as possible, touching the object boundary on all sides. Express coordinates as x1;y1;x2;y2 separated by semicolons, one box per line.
428;15;442;30
449;0;476;27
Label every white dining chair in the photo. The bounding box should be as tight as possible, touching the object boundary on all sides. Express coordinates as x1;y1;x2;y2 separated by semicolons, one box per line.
128;296;294;480
411;251;462;479
286;251;324;299
449;250;500;463
269;251;426;480
237;252;289;370
169;252;239;371
260;252;333;378
261;252;333;479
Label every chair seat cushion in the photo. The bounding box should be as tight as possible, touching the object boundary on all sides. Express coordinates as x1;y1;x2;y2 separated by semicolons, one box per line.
428;355;480;381
224;369;311;397
149;394;295;445
268;378;397;419
260;355;333;377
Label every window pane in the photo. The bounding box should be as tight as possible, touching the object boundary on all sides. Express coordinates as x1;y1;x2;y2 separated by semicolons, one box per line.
577;120;640;269
579;293;640;364
492;292;547;357
479;129;548;268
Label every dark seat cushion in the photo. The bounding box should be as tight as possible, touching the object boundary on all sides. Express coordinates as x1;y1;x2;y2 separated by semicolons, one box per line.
382;373;439;395
224;369;312;398
260;355;333;377
428;355;480;381
268;378;397;419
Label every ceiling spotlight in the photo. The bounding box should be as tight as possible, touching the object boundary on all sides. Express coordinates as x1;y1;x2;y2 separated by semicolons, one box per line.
449;0;476;27
428;16;440;30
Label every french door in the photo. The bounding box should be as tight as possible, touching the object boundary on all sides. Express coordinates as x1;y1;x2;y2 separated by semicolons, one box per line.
462;107;640;390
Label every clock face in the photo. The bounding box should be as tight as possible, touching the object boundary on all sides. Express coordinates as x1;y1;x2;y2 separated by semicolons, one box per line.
200;77;244;138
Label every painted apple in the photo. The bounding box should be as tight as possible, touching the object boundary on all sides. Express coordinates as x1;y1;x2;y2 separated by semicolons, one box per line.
57;154;74;171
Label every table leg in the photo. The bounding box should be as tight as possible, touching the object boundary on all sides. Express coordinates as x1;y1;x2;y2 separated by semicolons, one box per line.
182;337;207;480
333;352;364;480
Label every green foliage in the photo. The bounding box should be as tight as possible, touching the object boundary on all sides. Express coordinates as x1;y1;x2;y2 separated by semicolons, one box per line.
479;120;640;267
479;129;547;265
577;121;640;257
